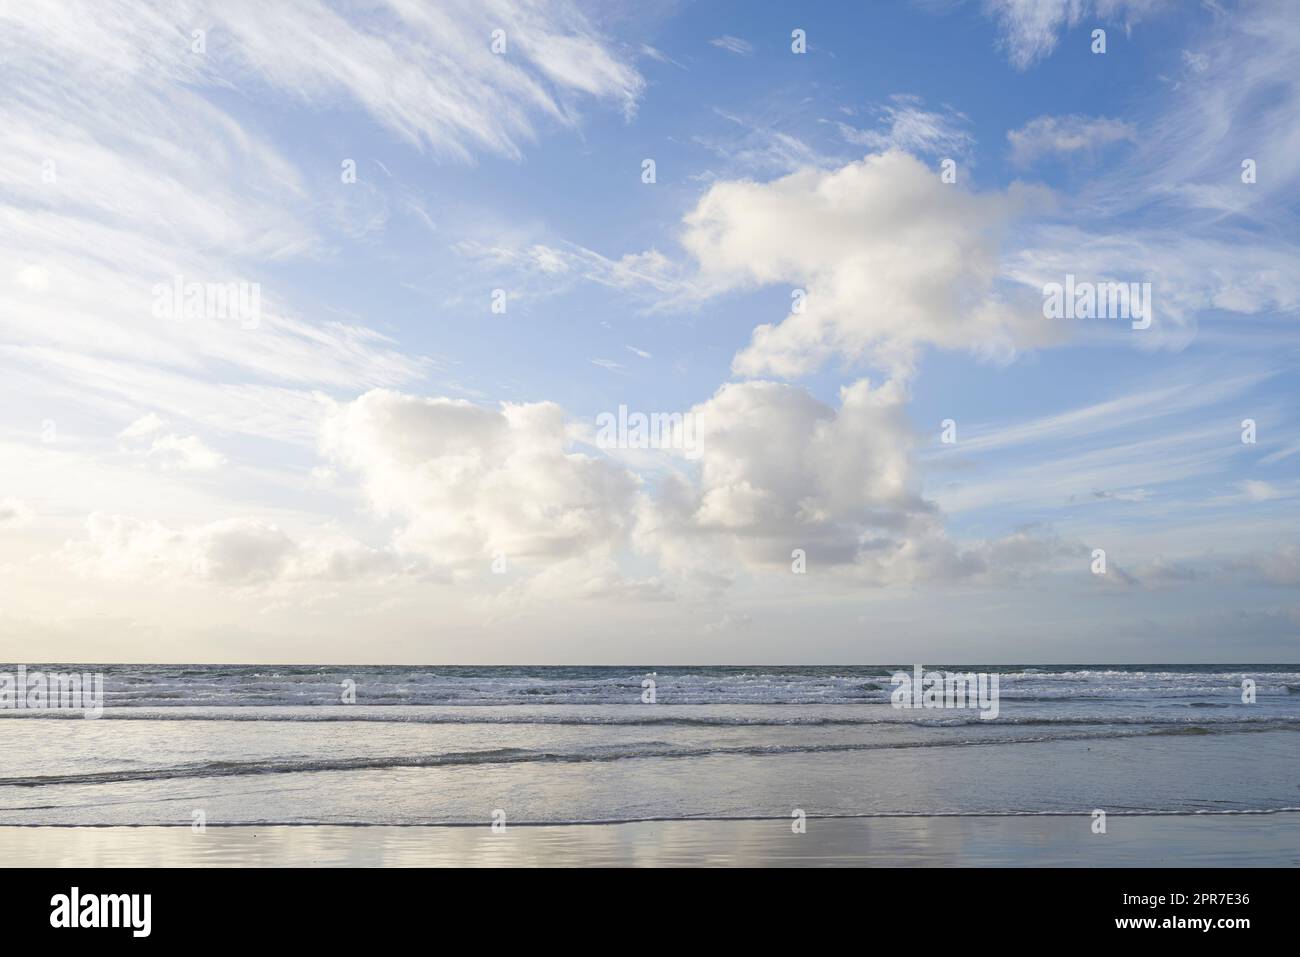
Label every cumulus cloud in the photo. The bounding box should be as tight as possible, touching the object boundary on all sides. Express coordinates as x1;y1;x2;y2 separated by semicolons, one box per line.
1007;114;1137;166
311;384;1079;595
638;378;926;569
321;389;641;571
632;378;1076;586
679;150;1057;379
9;382;1085;604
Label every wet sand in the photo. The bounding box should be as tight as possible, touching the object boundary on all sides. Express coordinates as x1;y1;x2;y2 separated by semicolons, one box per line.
4;813;1298;867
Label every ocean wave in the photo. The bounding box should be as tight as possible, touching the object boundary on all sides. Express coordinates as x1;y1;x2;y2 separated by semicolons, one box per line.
4;664;1298;708
8;808;1300;827
2;722;1294;787
2;707;1299;727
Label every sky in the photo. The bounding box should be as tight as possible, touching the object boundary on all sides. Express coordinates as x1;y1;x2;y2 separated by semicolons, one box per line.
1;0;1298;664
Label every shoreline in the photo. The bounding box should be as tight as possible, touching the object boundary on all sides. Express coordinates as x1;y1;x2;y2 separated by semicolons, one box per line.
4;814;1298;867
6;807;1300;827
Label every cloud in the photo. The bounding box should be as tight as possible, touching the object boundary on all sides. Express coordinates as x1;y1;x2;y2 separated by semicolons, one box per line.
632;378;1076;586
693;108;828;178
1007;114;1137;166
0;0;644;165
0;126;422;460
1096;545;1300;591
981;0;1172;69
923;366;1276;518
64;513;400;586
1003;223;1300;345
0;498;33;528
709;36;754;56
639;44;688;70
0;0;639;458
1142;0;1300;217
1090;487;1149;503
1242;480;1284;502
678;150;1056;379
1233;544;1300;586
636;378;928;574
310;383;1082;595
836;96;973;158
452;239;686;308
119;414;167;441
321;389;641;571
117;415;226;470
1129;555;1199;587
144;434;226;471
1260;440;1300;466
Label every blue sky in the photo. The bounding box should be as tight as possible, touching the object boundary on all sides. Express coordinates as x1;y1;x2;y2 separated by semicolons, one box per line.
1;0;1298;663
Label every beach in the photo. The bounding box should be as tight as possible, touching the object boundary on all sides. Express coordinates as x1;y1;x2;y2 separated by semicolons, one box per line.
1;665;1297;866
3;815;1298;867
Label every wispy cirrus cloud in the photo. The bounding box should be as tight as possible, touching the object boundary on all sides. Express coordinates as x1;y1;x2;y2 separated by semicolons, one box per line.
709;35;754;56
980;0;1173;69
0;0;643;451
836;96;974;159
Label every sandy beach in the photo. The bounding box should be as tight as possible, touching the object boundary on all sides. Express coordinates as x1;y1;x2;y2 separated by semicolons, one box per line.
4;814;1298;867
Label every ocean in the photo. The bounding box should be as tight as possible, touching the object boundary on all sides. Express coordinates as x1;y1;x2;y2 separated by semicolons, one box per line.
1;664;1297;828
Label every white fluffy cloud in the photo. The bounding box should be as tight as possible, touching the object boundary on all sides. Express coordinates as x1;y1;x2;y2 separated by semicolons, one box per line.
636;378;931;575
315;383;1082;593
629;378;1076;587
679;151;1057;379
322;389;640;570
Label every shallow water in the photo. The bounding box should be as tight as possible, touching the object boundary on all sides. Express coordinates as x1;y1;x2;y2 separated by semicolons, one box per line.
0;665;1296;826
4;816;1298;867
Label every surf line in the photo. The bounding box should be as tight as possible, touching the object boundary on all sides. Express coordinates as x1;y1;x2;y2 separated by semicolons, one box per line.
890;665;1000;720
